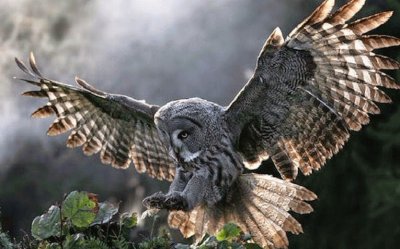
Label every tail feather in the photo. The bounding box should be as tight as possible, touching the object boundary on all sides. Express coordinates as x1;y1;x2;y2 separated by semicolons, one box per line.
245;203;289;248
168;211;195;237
168;174;316;249
253;196;303;234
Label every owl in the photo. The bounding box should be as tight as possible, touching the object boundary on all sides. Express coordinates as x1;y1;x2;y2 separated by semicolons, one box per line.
14;0;400;248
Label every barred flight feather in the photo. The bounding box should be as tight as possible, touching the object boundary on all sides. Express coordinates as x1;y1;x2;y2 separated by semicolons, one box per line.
168;174;317;249
15;53;175;181
346;11;393;35
22;90;47;98
328;0;365;24
235;0;400;179
15;1;400;247
360;35;400;51
31;104;54;118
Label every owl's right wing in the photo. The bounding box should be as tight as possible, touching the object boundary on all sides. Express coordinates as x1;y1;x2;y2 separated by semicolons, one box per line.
225;0;400;180
15;53;175;181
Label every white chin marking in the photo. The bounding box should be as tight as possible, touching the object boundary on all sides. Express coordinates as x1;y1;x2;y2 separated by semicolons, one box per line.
183;151;201;162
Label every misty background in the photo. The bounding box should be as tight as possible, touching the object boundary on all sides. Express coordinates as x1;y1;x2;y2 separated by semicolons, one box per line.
0;0;399;248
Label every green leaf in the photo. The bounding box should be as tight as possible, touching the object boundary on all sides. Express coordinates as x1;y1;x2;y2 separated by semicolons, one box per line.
31;205;61;240
62;191;97;228
91;202;119;225
120;212;137;228
216;223;241;242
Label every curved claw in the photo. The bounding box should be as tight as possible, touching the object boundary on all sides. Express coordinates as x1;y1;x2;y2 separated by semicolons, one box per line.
142;191;166;209
164;192;189;211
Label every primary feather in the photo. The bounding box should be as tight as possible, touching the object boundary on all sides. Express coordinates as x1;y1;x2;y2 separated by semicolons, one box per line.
14;1;400;248
226;0;400;180
15;54;175;181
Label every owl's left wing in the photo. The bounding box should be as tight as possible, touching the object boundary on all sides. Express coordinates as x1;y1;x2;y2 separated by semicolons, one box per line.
225;0;400;180
15;53;175;181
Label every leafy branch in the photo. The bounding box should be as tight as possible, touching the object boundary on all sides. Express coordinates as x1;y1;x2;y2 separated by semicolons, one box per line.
1;191;263;249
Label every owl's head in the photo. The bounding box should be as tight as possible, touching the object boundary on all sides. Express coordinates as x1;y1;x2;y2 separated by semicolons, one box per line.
155;98;224;163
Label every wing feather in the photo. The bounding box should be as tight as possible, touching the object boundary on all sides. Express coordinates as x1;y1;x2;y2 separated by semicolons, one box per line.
226;0;399;180
16;53;175;181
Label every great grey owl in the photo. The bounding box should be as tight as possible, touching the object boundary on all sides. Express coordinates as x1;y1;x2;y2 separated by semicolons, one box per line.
14;0;400;248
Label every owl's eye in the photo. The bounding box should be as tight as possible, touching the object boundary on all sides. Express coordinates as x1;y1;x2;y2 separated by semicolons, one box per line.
178;131;189;140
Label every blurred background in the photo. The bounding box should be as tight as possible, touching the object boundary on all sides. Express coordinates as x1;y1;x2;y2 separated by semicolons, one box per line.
0;0;399;248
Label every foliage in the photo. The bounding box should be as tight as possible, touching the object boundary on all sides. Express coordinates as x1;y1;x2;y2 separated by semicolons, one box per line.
31;205;61;240
1;1;399;249
61;191;98;228
174;224;263;249
0;192;265;249
0;218;17;249
138;235;171;249
119;212;137;229
27;191;136;249
216;223;242;242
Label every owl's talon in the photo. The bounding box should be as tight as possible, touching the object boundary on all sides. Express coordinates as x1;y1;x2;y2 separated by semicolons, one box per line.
164;193;189;211
142;192;166;209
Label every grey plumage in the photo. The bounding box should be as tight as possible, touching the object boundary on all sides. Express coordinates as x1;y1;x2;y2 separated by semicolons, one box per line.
14;0;400;248
227;0;400;181
16;54;175;180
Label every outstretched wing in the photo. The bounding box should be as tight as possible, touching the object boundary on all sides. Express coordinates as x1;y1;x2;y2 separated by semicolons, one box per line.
226;0;400;180
15;53;175;181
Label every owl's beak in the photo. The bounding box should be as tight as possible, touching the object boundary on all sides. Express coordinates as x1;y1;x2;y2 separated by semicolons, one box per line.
169;146;186;163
